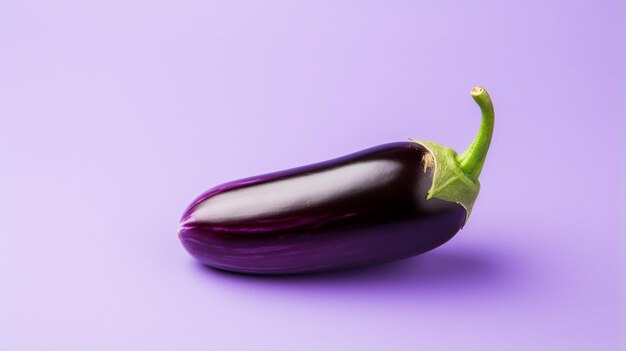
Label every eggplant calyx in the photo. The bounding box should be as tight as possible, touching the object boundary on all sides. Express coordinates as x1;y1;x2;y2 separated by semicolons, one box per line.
410;86;494;225
409;139;479;225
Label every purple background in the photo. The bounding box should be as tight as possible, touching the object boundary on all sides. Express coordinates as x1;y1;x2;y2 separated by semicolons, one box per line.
1;1;624;350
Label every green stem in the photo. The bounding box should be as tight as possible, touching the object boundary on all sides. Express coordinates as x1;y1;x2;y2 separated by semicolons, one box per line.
456;86;495;181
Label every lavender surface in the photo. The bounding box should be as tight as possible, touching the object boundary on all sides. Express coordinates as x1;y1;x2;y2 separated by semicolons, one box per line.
179;142;465;274
0;0;623;350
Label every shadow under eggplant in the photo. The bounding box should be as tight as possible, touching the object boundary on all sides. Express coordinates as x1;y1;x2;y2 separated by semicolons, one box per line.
191;240;514;295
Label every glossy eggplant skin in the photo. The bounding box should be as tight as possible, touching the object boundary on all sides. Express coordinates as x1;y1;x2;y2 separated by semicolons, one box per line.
178;142;466;274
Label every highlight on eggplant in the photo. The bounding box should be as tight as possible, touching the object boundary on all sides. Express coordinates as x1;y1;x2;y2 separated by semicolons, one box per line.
178;86;495;274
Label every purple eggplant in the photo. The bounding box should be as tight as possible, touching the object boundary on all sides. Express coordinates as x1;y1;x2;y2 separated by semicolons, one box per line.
179;87;495;274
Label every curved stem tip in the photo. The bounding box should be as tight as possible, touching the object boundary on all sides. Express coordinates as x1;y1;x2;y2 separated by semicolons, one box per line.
456;86;495;182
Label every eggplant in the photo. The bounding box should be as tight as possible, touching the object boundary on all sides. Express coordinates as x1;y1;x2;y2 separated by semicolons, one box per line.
178;86;495;274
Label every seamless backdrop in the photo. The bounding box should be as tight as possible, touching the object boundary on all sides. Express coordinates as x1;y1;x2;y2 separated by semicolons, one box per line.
1;1;624;350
